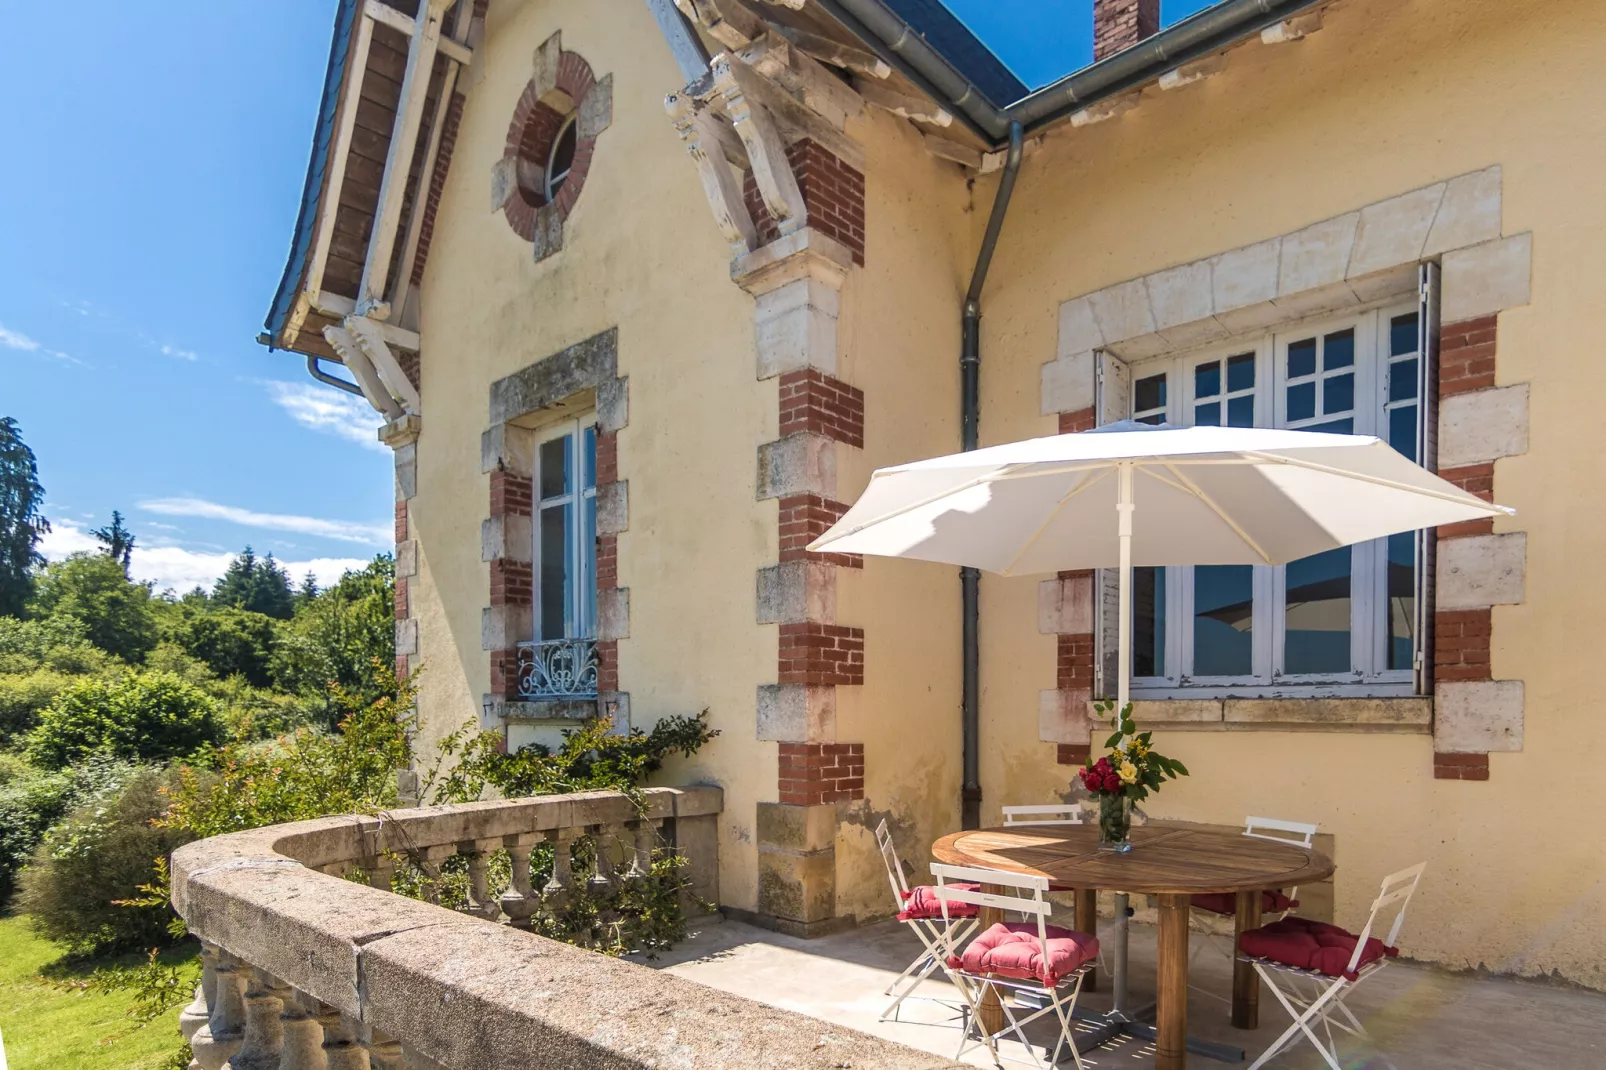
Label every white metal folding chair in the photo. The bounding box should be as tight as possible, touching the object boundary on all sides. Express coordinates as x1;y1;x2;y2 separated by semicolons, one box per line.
1001;804;1087;828
1241;861;1427;1070
931;862;1097;1070
874;819;977;1021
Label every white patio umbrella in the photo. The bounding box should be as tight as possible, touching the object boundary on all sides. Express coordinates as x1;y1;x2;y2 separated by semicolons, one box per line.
808;421;1512;708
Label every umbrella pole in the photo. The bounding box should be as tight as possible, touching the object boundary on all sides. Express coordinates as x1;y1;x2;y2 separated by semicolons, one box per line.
1117;461;1134;718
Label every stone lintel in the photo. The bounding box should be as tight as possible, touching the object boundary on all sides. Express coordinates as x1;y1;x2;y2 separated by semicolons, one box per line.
488;328;619;425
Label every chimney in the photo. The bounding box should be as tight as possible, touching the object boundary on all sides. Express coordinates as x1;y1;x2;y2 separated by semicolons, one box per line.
1094;0;1160;61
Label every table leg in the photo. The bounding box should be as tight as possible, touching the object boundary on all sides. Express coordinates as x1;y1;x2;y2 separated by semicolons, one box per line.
976;884;1005;1035
1074;889;1098;992
1231;889;1262;1030
1155;894;1189;1070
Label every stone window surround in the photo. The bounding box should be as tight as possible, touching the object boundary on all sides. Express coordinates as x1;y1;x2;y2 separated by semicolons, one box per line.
1037;165;1531;756
480;327;629;730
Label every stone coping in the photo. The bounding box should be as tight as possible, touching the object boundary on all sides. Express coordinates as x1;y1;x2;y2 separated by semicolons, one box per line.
171;786;962;1070
1121;696;1431;733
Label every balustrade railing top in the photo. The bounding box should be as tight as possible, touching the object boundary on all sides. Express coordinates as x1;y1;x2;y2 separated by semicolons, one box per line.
172;786;962;1070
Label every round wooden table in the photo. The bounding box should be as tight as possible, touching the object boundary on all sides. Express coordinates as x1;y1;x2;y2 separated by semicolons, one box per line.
934;824;1334;1070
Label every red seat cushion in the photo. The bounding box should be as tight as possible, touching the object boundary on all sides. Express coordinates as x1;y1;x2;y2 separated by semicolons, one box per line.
947;922;1099;987
1238;917;1397;981
1192;890;1299;917
898;883;980;921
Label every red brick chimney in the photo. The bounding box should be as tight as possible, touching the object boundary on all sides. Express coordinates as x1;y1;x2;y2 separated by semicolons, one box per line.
1094;0;1160;61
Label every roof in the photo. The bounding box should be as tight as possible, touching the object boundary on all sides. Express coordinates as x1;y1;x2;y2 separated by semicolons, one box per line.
877;0;1027;107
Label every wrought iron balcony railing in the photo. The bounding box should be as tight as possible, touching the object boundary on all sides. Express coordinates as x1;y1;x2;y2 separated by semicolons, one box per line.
516;637;599;699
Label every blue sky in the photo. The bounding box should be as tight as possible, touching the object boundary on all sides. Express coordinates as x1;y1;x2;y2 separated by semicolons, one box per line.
0;1;1217;595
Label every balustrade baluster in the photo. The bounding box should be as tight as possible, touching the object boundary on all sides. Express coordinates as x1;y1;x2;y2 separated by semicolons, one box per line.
224;966;289;1070
278;989;325;1070
179;942;217;1044
625;819;659;882
417;845;455;905
190;950;246;1070
363;854;396;892
361;1028;404;1070
499;833;539;928
542;828;576;908
316;1006;368;1070
588;825;619;892
461;839;501;920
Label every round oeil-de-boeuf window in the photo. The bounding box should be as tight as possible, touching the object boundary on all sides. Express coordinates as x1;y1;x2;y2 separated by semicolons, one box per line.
501;47;599;242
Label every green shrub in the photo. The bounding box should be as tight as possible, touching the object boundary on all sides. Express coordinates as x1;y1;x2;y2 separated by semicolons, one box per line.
0;754;134;905
0;669;75;744
26;671;222;770
157;606;279;688
15;765;193;954
28;554;159;663
270;557;394;722
0;616;115;676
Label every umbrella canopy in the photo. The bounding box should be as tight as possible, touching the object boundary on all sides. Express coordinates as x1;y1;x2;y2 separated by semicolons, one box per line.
808;422;1510;575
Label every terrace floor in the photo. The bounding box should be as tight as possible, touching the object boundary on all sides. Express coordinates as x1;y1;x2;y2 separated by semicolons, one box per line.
648;914;1606;1068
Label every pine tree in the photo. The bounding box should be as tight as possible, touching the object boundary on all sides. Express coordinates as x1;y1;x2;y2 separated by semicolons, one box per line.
0;417;50;617
91;510;136;572
295;570;320;607
212;548;295;620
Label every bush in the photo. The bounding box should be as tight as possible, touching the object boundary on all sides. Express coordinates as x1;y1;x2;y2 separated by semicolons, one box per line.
28;554;159;663
0;615;115;676
0;668;75;744
15;765;193;954
158;605;279;688
271;557;394;722
26;671;222;770
0;754;134;905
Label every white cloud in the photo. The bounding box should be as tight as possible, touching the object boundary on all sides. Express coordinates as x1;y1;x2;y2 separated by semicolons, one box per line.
0;322;41;351
137;497;390;547
160;344;199;361
39;521;367;594
263;380;384;451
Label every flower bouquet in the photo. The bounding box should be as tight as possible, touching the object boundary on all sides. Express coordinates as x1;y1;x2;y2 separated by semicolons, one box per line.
1077;701;1189;852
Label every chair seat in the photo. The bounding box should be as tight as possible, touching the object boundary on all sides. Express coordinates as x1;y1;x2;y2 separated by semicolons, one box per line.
897;883;980;921
948;921;1099;987
1238;916;1397;981
1193;889;1299;917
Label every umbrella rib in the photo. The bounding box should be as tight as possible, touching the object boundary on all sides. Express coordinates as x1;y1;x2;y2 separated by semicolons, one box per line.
1162;462;1274;565
998;468;1114;575
1240;451;1515;514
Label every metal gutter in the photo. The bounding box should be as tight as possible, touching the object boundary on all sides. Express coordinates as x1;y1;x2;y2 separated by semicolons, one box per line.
265;0;362;347
818;0;1327;148
958;122;1023;830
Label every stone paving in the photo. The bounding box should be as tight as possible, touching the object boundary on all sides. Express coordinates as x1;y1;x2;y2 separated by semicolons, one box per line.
651;914;1606;1068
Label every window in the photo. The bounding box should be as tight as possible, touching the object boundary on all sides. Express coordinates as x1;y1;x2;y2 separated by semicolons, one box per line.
545;116;577;202
534;417;598;641
1124;302;1424;696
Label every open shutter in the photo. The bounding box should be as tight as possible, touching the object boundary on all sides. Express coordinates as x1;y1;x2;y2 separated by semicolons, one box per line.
1093;351;1131;699
1415;262;1441;695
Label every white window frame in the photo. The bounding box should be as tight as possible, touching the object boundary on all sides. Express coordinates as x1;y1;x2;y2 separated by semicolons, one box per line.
532;415;598;642
1125;300;1423;699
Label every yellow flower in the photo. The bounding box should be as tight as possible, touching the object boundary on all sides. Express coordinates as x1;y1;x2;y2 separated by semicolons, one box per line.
1118;760;1139;785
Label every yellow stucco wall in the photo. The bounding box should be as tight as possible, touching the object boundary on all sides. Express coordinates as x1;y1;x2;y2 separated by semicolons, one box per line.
406;0;1605;986
972;0;1606;988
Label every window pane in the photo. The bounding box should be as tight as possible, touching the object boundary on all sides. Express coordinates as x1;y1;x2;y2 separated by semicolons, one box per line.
1389;358;1419;401
539;505;574;639
1324;372;1354;414
1288;339;1317;379
582;425;597;490
1227;395;1254;427
1195;401;1221;426
539;436;571;500
1284;548;1351;674
1324;328;1355;369
1388;405;1417;459
1135;373;1167;417
582;494;598;637
1288;382;1316;422
1390;313;1419;357
1133;566;1165;677
1194;566;1253;677
1227;353;1255;392
1387;532;1415;671
1308;417;1354;434
1194;361;1221;398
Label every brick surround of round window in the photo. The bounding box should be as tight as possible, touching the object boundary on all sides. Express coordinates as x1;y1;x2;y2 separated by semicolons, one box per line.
501;47;599;243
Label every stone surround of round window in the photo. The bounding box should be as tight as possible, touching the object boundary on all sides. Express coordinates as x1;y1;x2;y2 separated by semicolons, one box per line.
499;42;604;253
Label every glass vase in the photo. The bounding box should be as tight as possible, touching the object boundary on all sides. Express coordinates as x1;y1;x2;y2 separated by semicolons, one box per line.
1098;793;1133;853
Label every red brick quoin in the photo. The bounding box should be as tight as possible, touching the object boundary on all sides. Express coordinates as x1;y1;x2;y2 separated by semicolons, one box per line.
778;742;865;805
743;140;866;266
779;369;864;448
778;494;862;568
778;623;865;686
1433;752;1490;781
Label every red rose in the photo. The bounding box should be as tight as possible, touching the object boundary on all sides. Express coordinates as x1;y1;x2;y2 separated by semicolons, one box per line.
1103;775;1121;793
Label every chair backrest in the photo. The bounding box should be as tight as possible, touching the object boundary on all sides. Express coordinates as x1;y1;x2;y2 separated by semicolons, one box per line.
929;862;1053;963
1002;804;1086;828
1243;815;1318;848
1346;862;1427;974
874;819;911;906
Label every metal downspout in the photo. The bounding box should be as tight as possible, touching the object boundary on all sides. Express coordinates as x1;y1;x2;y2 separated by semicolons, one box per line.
960;121;1024;831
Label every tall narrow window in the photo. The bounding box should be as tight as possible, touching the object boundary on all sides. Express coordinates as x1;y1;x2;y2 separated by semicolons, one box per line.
1133;372;1168;424
535;419;598;641
1384;312;1421;670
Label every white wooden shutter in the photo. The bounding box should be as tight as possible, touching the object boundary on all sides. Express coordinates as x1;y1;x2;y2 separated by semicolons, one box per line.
1093;351;1131;699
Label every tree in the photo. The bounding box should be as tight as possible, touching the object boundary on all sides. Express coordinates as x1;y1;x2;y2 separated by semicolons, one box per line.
28;553;158;662
159;603;279;687
212;546;294;620
272;556;395;718
25;670;222;769
91;510;136;572
0;417;50;617
295;571;320;606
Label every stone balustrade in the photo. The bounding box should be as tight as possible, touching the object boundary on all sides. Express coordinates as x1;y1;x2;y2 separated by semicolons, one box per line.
172;785;961;1069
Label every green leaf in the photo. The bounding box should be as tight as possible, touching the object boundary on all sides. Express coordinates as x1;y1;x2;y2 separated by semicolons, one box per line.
1104;730;1123;749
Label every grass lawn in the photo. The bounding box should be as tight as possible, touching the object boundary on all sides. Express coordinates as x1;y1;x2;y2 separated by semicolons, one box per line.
0;914;193;1070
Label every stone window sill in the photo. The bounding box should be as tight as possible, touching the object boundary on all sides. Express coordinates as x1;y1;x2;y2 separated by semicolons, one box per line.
1121;697;1431;733
490;697;601;724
